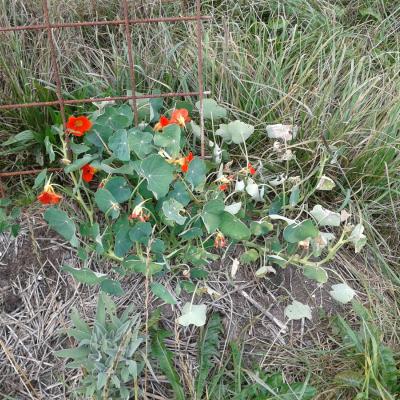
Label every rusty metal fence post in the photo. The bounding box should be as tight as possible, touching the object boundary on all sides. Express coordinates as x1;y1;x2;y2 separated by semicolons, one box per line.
0;0;210;197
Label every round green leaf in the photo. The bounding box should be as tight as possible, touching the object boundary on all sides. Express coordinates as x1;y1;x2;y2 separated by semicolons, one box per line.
220;212;250;241
129;222;152;244
185;157;206;191
108;129;130;161
240;249;259;264
303;265;328;283
123;256;163;276
104;177;132;203
127;128;154;159
216;120;254;144
250;221;273;236
329;283;355;304
95;189;120;219
202;199;225;233
153;124;181;157
133;154;175;199
44;207;78;247
283;220;318;243
310;205;341;227
114;216;133;257
168;181;190;207
151;239;165;254
85;124;113;149
196;99;227;120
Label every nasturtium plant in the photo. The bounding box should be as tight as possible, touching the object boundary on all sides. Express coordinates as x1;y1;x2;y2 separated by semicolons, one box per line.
33;98;366;306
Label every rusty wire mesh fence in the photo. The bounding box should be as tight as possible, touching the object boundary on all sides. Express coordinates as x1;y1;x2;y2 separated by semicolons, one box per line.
0;0;210;196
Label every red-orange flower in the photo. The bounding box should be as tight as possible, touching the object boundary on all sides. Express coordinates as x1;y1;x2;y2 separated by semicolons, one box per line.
66;116;92;137
181;152;194;173
214;232;226;249
81;164;96;183
219;184;228;191
248;163;256;175
170;109;191;128
154;116;171;132
37;184;62;205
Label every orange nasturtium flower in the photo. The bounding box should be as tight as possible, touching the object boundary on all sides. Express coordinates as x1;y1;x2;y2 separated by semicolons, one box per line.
180;152;194;173
66;115;92;137
37;184;62;205
214;232;226;249
216;175;233;192
247;163;256;175
170;108;191;128
81;164;96;183
154;116;171;132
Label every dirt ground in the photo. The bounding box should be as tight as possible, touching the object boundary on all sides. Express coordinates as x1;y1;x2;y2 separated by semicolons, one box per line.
0;208;391;399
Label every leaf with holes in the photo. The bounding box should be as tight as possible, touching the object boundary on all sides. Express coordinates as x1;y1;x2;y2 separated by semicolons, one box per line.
250;221;273;236
162;199;187;225
266;124;298;141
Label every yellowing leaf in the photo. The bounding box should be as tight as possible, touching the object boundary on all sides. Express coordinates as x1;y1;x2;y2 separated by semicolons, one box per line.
177;303;207;327
284;300;312;321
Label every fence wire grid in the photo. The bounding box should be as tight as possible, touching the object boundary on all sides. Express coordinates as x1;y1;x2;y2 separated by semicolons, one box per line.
0;0;210;197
